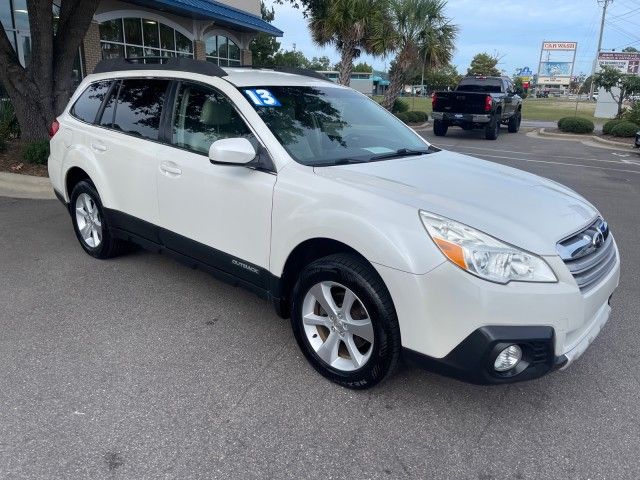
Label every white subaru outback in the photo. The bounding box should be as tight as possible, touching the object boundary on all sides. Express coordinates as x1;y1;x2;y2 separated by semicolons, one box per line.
48;58;620;388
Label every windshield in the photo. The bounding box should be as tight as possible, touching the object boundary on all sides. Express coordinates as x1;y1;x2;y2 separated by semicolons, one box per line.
239;86;431;166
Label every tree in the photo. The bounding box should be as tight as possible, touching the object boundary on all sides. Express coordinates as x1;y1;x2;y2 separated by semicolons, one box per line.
307;56;332;70
594;65;640;117
271;49;311;68
579;75;593;94
308;0;393;85
353;62;373;72
0;0;100;140
622;46;639;53
381;0;457;110
250;2;281;66
467;53;501;76
409;63;461;91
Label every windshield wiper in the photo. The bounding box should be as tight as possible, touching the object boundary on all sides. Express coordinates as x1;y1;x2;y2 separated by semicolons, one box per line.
320;157;370;166
369;148;432;161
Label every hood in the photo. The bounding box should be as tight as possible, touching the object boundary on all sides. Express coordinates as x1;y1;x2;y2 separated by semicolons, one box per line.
314;151;599;256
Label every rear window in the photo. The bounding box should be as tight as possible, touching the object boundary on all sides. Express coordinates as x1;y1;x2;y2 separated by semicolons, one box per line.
70;81;112;124
111;79;169;140
457;78;503;93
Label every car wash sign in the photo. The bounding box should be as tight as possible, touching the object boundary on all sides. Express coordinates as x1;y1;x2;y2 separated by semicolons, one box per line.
542;42;577;51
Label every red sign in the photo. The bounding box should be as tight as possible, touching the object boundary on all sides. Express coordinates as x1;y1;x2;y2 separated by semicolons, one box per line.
522;82;530;89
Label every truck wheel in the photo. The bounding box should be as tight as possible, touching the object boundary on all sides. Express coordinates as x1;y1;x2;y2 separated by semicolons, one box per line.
508;110;522;133
433;120;448;137
290;253;401;389
485;116;500;140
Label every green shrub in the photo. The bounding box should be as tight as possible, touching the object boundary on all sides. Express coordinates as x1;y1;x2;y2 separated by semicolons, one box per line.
622;101;640;126
406;110;428;122
392;98;409;113
0;99;20;139
23;140;50;165
395;112;410;123
610;121;639;138
603;119;623;135
557;117;594;134
0;135;6;153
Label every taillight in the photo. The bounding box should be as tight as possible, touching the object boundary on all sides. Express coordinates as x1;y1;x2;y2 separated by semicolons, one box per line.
48;120;60;138
431;92;437;110
484;95;493;112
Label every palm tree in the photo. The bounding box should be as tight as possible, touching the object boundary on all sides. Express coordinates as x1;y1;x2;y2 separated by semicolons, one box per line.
309;0;394;86
382;0;457;110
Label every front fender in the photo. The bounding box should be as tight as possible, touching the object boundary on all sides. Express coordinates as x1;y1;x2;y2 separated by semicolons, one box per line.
271;167;445;276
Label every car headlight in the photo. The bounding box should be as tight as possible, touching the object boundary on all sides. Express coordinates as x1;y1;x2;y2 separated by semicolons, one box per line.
419;211;557;284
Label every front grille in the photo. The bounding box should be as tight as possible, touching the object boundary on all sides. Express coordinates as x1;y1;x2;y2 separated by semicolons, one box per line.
557;218;616;292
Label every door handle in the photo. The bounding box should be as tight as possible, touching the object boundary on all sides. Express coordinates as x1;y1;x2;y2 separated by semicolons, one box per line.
91;142;107;152
160;162;182;176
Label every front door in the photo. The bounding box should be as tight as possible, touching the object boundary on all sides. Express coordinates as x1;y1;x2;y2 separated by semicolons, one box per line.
156;81;276;286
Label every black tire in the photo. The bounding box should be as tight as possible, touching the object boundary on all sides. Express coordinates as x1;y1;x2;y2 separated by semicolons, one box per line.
290;253;401;389
70;180;126;259
433;119;448;137
508;109;522;133
485;114;500;140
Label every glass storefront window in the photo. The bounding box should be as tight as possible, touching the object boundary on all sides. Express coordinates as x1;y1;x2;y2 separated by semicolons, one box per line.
143;20;159;48
12;0;29;31
1;1;13;30
100;18;193;60
205;35;241;66
160;23;175;51
123;18;142;45
99;19;123;43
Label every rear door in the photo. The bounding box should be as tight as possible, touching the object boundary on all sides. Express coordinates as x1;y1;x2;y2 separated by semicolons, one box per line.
94;78;170;232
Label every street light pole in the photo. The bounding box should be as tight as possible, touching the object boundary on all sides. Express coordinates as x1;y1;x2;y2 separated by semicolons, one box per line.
589;0;612;100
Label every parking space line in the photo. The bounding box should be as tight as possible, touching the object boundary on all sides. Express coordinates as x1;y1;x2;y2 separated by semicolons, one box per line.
465;153;640;175
435;143;634;163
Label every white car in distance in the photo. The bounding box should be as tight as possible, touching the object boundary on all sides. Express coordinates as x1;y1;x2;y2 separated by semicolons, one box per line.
48;58;620;388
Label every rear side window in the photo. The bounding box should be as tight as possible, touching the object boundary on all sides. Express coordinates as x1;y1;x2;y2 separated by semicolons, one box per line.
70;81;112;124
111;79;169;140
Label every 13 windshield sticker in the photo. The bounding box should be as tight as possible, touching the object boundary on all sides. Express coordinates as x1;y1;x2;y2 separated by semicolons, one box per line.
244;89;281;107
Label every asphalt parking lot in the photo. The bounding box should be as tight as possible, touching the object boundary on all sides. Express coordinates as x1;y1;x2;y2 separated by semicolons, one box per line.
1;129;639;479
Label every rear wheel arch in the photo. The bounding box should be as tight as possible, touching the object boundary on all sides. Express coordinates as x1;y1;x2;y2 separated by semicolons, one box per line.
65;167;92;201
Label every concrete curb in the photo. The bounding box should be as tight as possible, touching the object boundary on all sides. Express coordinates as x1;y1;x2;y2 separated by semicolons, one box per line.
0;172;55;200
538;128;634;149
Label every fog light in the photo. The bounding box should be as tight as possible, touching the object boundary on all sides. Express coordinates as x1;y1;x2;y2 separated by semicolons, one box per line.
494;345;522;372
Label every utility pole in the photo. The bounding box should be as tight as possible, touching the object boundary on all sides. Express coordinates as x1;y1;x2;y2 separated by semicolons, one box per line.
589;0;612;100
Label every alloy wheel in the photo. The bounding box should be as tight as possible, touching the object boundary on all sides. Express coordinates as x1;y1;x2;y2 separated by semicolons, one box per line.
301;281;375;372
75;193;102;248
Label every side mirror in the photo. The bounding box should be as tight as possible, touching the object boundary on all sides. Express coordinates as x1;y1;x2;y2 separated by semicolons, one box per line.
209;137;257;165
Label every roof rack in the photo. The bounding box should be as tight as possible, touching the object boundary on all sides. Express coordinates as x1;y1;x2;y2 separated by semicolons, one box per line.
242;66;331;82
93;57;227;77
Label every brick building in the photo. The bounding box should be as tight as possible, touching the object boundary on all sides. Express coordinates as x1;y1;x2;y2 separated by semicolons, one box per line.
1;0;282;83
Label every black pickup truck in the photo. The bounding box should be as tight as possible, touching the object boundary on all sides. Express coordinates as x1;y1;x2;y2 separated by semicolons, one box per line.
431;76;522;140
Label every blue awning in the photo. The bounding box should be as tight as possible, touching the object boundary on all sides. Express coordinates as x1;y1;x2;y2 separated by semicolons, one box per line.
128;0;283;36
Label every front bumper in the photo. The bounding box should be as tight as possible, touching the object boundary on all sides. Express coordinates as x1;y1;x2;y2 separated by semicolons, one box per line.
432;111;492;123
374;242;620;384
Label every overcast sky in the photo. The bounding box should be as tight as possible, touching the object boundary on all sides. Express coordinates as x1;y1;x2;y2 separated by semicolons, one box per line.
266;0;640;75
